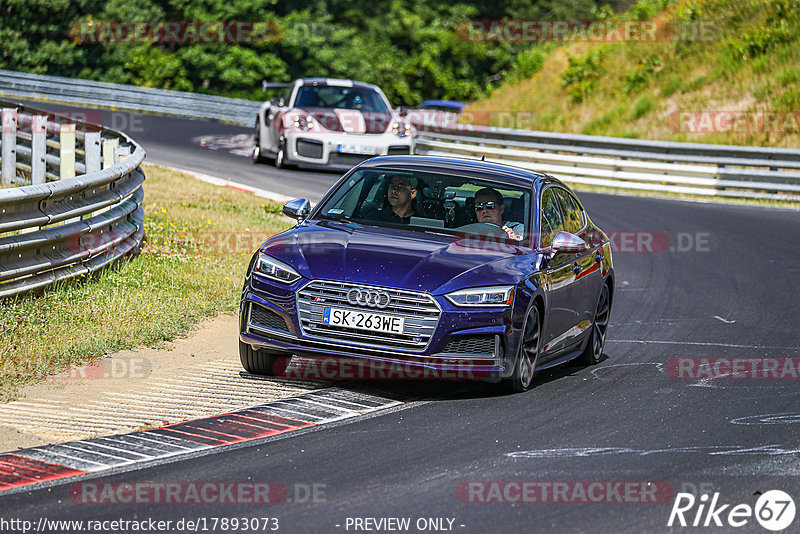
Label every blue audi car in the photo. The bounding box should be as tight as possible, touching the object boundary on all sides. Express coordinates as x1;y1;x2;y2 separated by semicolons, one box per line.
239;156;614;392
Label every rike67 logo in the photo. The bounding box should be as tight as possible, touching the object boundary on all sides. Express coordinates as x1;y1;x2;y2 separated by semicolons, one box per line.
668;490;795;531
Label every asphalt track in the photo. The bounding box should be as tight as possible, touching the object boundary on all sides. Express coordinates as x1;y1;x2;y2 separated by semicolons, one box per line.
2;105;800;533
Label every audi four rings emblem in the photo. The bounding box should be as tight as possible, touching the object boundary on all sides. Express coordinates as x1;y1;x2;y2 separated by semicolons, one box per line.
347;288;391;308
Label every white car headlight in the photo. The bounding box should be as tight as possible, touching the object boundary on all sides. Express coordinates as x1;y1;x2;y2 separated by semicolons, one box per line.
254;253;301;284
445;286;515;307
292;114;315;131
391;120;412;137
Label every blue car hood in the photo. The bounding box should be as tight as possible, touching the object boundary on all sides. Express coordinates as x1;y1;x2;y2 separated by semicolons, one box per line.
261;221;530;293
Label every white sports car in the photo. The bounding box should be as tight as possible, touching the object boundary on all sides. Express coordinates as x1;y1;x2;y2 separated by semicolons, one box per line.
252;78;415;170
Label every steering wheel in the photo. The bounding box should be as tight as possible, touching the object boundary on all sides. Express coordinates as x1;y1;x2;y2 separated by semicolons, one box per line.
457;222;507;237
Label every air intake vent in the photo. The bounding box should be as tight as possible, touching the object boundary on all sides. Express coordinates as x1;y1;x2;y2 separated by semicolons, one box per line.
250;304;290;333
442;336;496;356
296;138;323;159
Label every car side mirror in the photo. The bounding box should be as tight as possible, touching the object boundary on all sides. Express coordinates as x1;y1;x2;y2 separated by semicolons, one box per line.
551;231;589;254
283;198;311;221
270;96;284;107
398;106;408;117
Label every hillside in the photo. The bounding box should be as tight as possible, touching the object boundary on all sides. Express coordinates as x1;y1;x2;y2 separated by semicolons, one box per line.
469;0;800;147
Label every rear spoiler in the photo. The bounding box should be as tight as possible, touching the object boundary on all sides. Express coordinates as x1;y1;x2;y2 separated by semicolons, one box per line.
262;81;293;92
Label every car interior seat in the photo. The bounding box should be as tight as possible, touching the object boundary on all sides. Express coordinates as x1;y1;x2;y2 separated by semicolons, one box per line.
508;197;525;226
418;184;445;221
463;196;478;225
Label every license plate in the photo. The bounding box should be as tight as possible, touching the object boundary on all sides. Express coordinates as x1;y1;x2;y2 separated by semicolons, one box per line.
322;307;404;334
337;144;377;155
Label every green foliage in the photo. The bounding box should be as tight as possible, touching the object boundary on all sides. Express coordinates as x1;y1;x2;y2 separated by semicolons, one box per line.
661;76;684;97
776;67;800;85
631;94;654;119
511;48;545;81
722;0;800;63
629;0;669;20
5;0;608;105
624;54;662;93
581;110;615;134
561;48;607;102
776;86;800;110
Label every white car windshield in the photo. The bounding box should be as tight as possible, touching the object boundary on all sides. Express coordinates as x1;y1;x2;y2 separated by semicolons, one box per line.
294;86;390;113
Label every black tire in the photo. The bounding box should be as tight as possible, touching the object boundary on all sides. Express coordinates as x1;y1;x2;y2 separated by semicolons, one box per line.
252;119;265;164
239;340;289;376
578;282;611;365
274;139;287;169
504;306;541;393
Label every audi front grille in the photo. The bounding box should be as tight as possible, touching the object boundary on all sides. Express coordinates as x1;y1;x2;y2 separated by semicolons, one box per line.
296;280;441;351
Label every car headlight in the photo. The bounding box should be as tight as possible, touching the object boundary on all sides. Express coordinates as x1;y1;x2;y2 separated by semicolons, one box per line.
391;120;412;137
445;286;515;307
292;114;315;131
254;253;301;284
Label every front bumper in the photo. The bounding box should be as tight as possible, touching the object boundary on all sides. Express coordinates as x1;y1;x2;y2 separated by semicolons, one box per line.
284;131;415;170
240;276;515;376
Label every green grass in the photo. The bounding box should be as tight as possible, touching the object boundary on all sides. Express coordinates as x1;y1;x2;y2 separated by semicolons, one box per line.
469;0;800;149
0;165;293;401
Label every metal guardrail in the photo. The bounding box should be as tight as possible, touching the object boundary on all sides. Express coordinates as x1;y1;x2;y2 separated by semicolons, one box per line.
0;69;259;126
409;118;800;201
0;100;146;298
2;69;798;201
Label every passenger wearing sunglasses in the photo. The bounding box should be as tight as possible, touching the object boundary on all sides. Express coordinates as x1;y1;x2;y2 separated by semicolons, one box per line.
473;188;524;241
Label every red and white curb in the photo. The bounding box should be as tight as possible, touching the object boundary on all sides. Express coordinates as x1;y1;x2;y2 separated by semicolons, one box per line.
0;387;402;494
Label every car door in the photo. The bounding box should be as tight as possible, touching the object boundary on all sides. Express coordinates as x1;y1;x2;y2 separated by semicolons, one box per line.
264;87;291;152
553;188;603;343
538;186;580;359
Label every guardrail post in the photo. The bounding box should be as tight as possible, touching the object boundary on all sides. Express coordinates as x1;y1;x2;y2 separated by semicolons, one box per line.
1;108;17;186
59;123;76;179
31;114;47;184
84;131;101;173
102;137;118;169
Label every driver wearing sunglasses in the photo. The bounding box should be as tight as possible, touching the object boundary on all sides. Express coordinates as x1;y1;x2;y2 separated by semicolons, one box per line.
474;188;524;241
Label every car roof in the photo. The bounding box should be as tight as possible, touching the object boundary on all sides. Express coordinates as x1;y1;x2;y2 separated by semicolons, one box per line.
297;78;378;90
419;100;466;111
357;155;556;189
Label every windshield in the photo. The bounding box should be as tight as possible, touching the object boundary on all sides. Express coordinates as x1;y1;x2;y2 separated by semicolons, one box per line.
315;169;532;245
294;85;389;113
